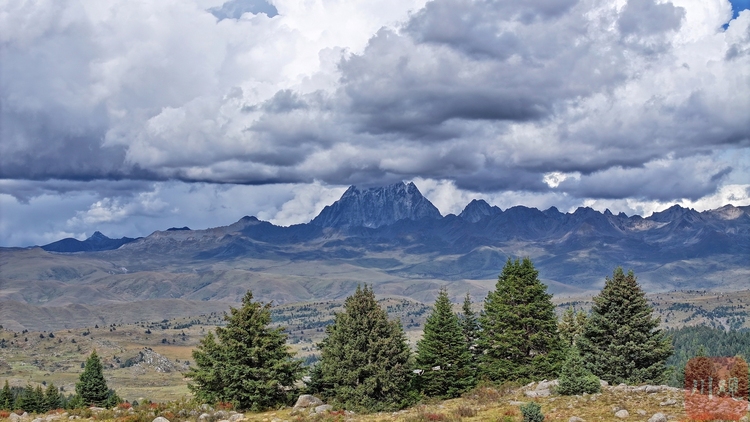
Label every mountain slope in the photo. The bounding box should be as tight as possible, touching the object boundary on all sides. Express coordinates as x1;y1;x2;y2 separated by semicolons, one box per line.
41;231;138;252
2;183;749;330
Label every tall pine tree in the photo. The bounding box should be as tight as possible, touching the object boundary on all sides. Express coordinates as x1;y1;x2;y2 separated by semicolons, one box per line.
477;258;565;381
577;267;673;385
315;285;413;412
187;290;302;411
415;288;475;398
76;350;110;406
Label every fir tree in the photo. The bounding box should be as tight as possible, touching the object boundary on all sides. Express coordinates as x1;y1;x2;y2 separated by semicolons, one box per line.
76;350;110;406
18;384;43;413
558;306;587;347
460;292;479;358
44;383;62;411
316;285;413;412
187;290;302;411
557;347;601;395
415;288;475;398
0;380;12;410
477;258;565;381
577;267;673;385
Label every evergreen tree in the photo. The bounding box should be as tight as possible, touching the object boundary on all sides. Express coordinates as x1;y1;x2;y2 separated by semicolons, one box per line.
477;258;565;381
44;383;62;411
0;380;12;410
18;384;43;413
577;267;673;385
557;347;601;395
460;292;479;359
415;288;475;398
558;306;588;347
76;350;110;406
316;285;413;412
34;386;46;413
187;290;302;411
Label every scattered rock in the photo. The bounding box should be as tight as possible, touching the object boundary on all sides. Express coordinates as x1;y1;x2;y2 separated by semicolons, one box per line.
214;411;229;419
314;405;332;414
293;395;324;409
659;398;677;406
228;414;245;422
615;409;629;419
89;408;105;413
198;413;211;421
569;417;585;422
645;385;662;394
525;389;550;398
600;380;609;387
9;414;22;422
648;413;667;422
152;418;170;422
509;401;526;406
32;418;44;422
636;409;647;416
536;380;558;391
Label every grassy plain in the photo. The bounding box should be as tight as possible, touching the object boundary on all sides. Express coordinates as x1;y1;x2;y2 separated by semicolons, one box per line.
1;290;749;404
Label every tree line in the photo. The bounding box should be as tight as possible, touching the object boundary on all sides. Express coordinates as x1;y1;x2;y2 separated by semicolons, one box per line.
186;259;677;412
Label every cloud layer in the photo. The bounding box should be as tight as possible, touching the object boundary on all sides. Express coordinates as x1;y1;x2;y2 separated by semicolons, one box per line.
1;0;749;245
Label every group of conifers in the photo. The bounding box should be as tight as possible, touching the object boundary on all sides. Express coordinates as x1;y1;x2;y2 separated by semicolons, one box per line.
187;258;675;412
0;258;682;414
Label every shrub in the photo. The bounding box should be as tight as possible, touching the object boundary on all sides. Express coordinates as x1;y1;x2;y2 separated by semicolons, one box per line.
520;402;544;422
557;347;601;395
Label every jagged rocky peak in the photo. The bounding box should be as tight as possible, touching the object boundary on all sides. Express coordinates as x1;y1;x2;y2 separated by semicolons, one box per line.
649;204;701;223
311;182;442;229
89;231;109;240
459;199;502;223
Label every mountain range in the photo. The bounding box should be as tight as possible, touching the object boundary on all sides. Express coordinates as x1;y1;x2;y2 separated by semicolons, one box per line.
1;182;749;331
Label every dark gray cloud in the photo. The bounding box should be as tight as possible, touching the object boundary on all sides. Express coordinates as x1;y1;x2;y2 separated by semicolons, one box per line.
0;0;748;217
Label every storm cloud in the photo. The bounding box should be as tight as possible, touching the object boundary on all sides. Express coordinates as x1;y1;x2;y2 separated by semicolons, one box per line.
1;0;749;245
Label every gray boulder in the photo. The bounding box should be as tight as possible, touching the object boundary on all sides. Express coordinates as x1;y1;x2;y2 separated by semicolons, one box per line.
152;417;171;422
294;394;324;409
569;417;585;422
648;413;667;422
314;405;333;414
615;409;629;418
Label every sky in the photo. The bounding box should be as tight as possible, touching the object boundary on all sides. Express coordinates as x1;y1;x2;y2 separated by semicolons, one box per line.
1;0;749;247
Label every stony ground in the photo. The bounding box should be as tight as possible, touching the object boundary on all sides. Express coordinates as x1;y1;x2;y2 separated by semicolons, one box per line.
4;380;749;422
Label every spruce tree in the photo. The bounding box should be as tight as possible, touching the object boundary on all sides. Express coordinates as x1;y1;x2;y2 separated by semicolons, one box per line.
0;380;12;410
557;347;601;395
478;258;565;381
44;383;62;411
415;288;475;398
460;292;479;357
316;285;413;412
187;290;302;411
558;307;587;348
18;384;43;413
577;267;673;385
76;350;110;406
